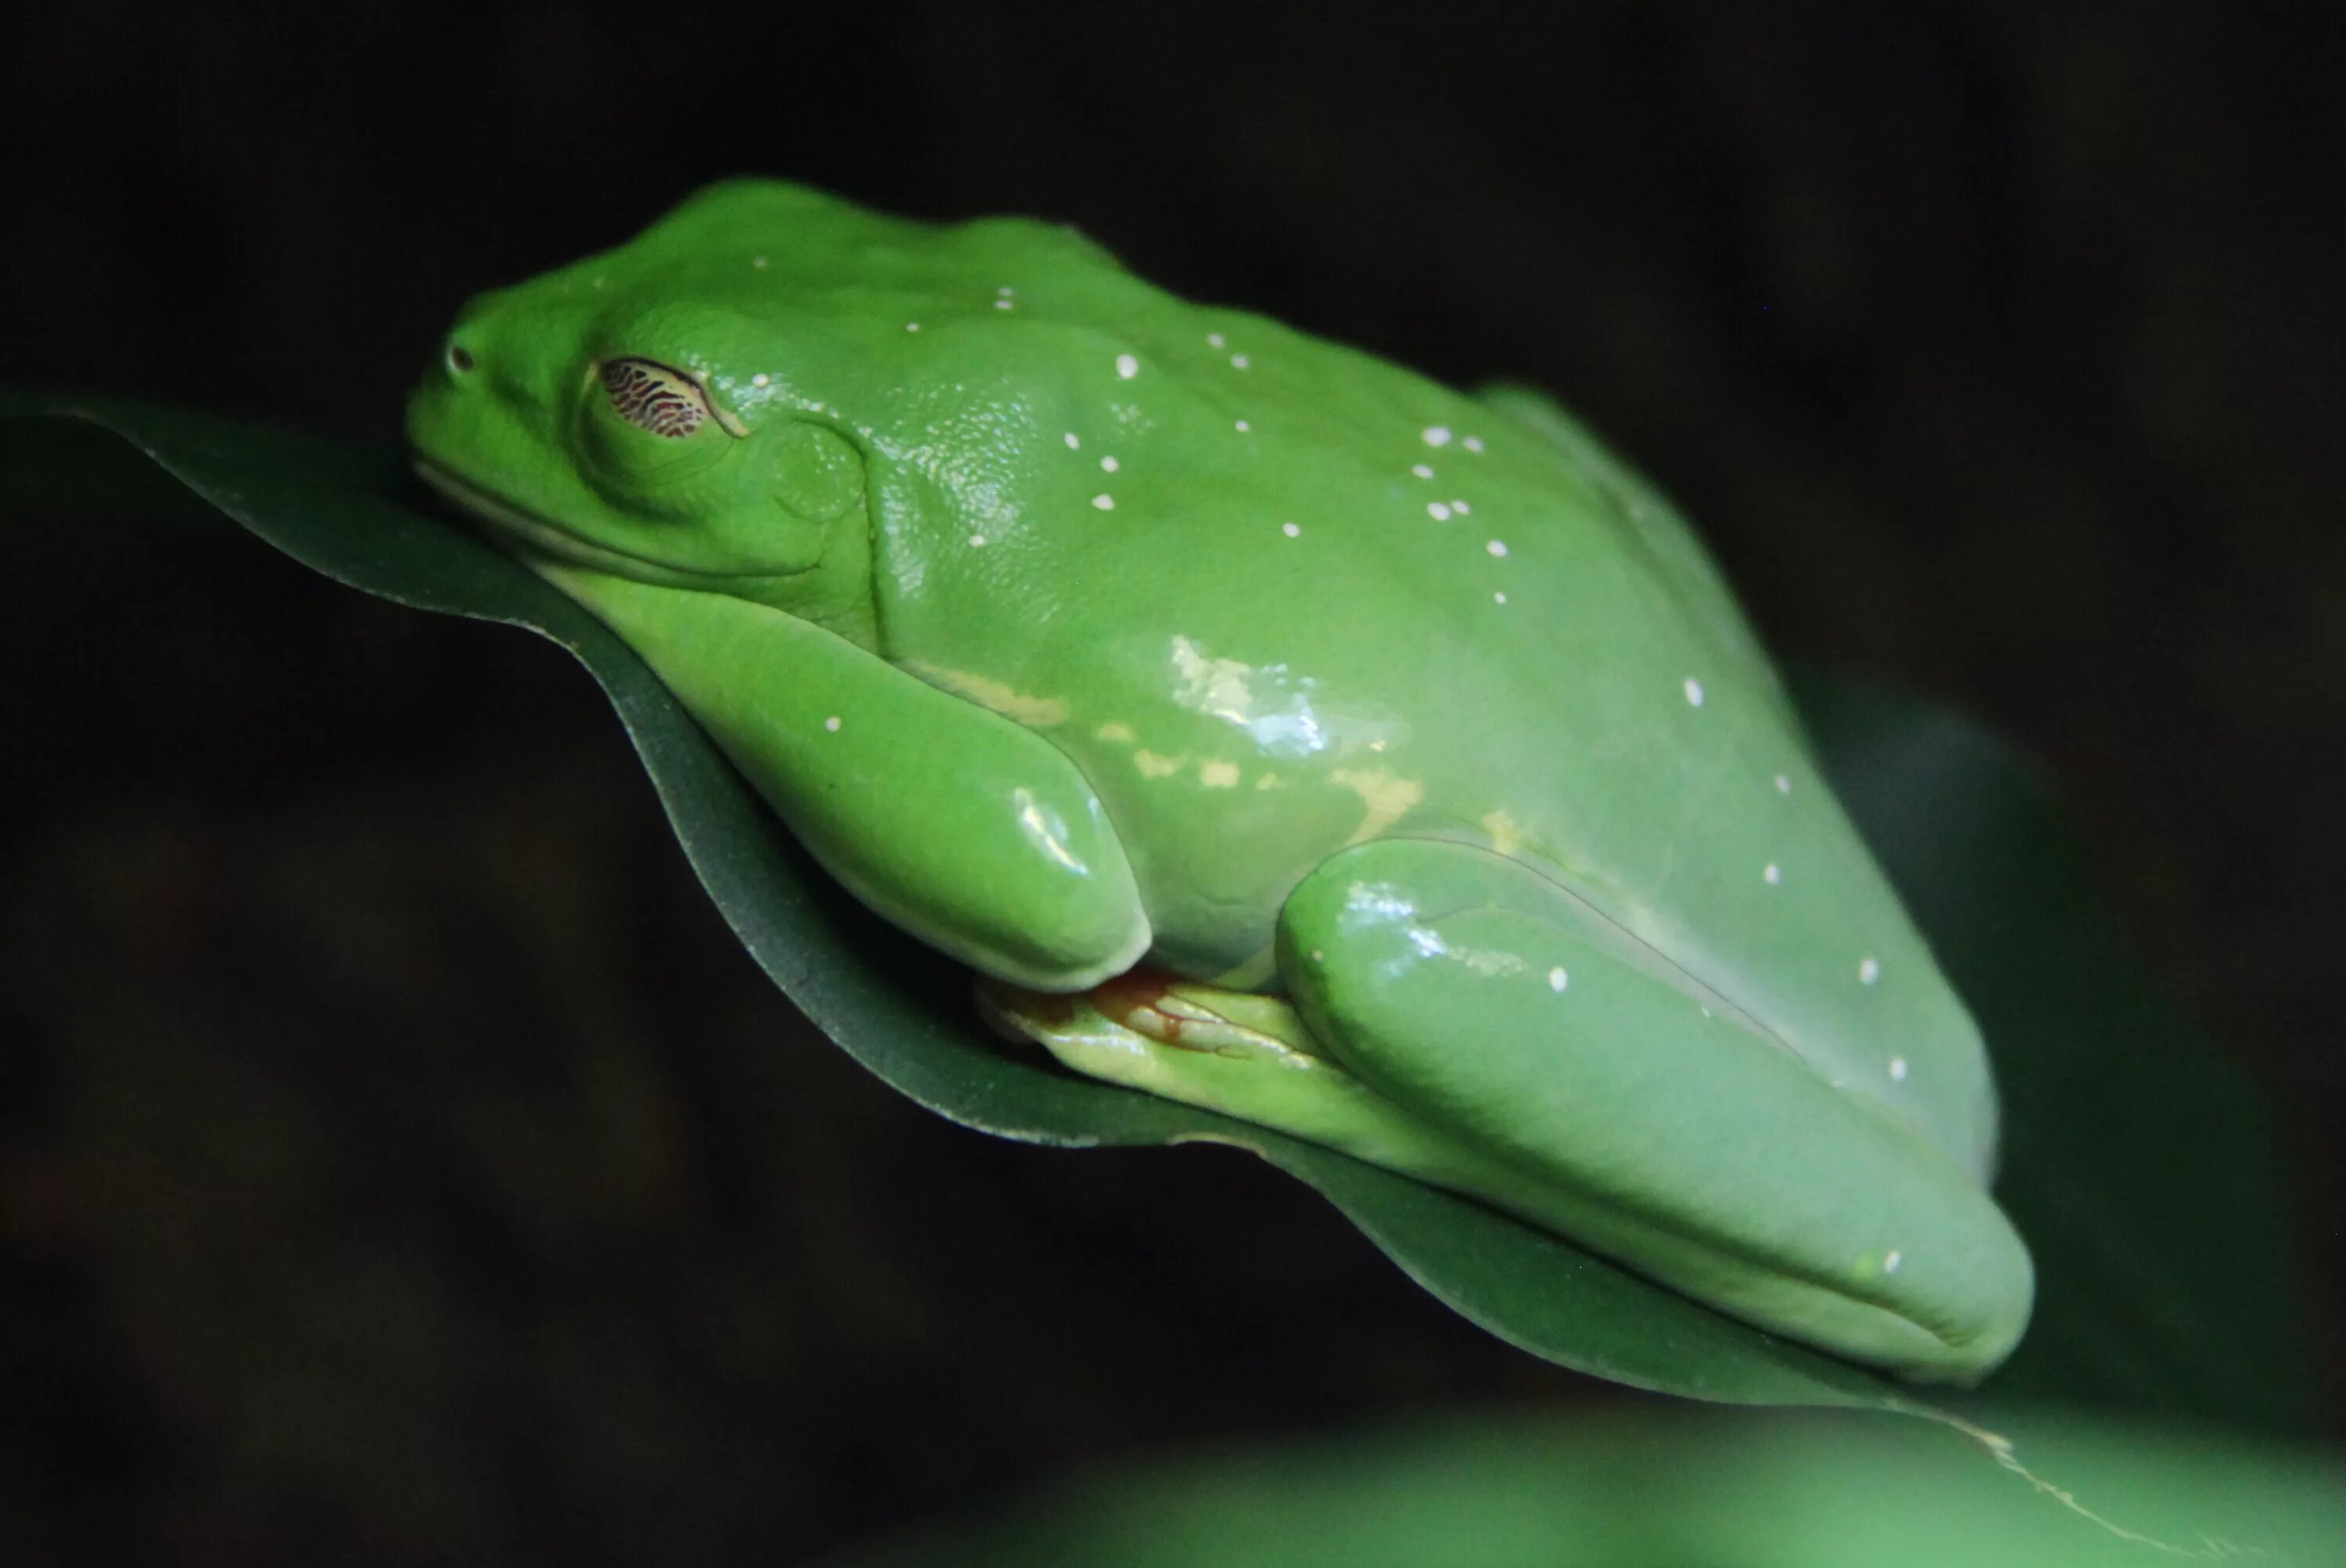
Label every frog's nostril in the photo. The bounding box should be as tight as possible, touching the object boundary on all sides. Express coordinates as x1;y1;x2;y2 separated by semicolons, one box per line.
447;341;476;375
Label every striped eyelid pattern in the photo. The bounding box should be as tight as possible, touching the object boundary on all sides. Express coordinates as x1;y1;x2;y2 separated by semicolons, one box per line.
601;358;712;438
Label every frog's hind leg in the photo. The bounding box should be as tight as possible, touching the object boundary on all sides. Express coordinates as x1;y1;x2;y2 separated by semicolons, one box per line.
1276;839;2032;1385
976;969;1558;1210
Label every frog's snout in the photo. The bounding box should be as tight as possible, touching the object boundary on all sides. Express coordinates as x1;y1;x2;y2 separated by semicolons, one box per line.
405;325;495;460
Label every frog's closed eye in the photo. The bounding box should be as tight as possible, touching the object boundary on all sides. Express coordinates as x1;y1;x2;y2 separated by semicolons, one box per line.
601;357;716;438
577;355;744;500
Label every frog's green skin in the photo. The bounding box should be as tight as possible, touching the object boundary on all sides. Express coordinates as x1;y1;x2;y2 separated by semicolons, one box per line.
407;180;2032;1383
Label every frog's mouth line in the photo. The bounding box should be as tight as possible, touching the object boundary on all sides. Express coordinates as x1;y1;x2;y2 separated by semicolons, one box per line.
411;459;792;587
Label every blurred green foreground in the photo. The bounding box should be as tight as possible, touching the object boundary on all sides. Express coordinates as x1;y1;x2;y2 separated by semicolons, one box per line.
829;1405;2346;1567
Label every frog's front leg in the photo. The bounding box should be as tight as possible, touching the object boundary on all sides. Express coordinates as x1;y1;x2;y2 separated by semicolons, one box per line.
536;562;1150;990
1279;840;2033;1385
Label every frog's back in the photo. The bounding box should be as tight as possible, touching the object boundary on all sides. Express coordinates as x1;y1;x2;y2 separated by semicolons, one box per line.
645;183;1996;1175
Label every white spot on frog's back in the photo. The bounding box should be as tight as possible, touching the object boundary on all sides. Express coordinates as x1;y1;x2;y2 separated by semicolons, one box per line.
1776;773;1792;794
1548;966;1569;992
1115;353;1139;379
1092;493;1116;511
1889;1056;1909;1082
1485;539;1508;557
1100;454;1120;472
1427;502;1451;521
1422;425;1453;447
1281;522;1301;537
1859;956;1881;985
1763;863;1781;884
1684;677;1706;707
1064;431;1082;449
1199;760;1241;788
823;715;841;733
1884;1249;1903;1274
1463;434;1485;453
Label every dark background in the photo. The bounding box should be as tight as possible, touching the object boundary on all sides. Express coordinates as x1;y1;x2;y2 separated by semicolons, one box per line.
4;5;2341;1563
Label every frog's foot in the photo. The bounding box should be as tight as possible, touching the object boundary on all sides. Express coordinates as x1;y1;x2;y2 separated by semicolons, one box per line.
1025;970;1325;1065
1277;839;2034;1386
977;968;1577;1205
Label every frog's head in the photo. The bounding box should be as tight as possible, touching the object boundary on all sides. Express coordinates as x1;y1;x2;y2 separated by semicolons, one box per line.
407;203;881;644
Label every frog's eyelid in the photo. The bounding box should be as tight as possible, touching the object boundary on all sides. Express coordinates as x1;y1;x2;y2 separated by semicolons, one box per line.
600;357;708;438
597;357;744;438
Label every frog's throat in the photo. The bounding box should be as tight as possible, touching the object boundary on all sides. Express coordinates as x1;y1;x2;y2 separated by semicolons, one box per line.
411;460;795;589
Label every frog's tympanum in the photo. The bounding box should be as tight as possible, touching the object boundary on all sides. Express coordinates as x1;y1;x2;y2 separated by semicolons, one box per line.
409;181;2033;1383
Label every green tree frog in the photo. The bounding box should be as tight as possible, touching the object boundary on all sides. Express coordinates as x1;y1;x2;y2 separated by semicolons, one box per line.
407;180;2032;1383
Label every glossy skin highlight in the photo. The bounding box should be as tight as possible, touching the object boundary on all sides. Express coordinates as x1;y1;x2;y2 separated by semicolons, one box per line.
407;180;2032;1383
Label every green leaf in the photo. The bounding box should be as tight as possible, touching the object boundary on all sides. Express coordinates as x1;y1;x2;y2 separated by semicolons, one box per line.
2;392;2308;1429
1805;679;2319;1434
